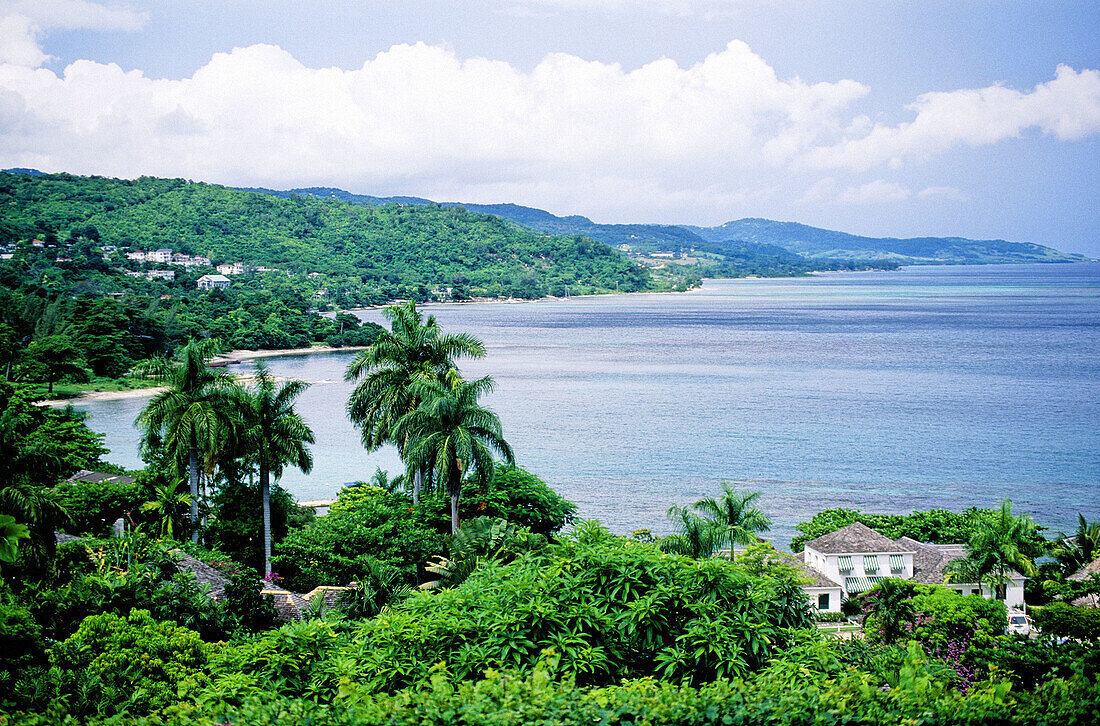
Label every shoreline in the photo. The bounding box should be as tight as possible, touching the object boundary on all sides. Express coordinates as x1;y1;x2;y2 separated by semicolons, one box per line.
36;272;887;407
38;346;371;406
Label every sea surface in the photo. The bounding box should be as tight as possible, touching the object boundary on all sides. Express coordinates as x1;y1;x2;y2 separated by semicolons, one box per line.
74;263;1100;547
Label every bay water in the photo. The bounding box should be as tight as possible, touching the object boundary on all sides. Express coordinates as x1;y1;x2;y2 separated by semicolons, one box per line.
74;264;1100;546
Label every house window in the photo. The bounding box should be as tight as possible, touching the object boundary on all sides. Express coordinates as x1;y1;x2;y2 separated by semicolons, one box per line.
837;555;853;572
889;554;904;572
996;584;1007;600
818;593;830;610
955;589;963;595
863;555;880;573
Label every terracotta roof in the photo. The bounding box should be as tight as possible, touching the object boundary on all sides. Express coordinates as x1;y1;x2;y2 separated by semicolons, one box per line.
803;522;912;555
793;551;842;589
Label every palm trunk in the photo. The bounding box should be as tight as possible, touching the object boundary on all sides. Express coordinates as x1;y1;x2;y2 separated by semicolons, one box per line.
412;468;422;505
188;447;200;544
450;478;461;535
261;461;272;578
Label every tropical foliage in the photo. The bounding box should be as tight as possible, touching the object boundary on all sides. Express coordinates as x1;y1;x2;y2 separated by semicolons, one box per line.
136;339;244;542
240;362;314;576
660;483;771;558
395;376;514;534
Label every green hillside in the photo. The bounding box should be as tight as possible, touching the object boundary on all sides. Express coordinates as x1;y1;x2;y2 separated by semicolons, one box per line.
1;172;676;302
242;182;1086;265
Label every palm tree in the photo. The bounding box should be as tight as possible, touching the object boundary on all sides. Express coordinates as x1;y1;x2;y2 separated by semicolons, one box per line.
345;302;484;504
244;362;314;577
140;480;193;539
692;483;771;551
660;484;770;559
1052;513;1100;575
659;505;721;558
0;481;71;569
135;339;243;543
393;376;513;534
946;499;1038;593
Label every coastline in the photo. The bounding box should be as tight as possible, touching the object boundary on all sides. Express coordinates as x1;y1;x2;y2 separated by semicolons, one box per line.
38;345;370;406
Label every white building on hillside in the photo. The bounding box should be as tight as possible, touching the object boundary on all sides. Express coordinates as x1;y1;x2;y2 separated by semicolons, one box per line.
197;274;231;290
217;262;245;275
795;522;1025;613
148;248;173;263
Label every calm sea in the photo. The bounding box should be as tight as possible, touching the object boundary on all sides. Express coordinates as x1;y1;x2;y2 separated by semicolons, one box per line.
74;264;1100;546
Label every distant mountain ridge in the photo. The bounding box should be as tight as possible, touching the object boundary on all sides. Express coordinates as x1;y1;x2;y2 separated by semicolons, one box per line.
238;183;1088;265
8;171;1089;265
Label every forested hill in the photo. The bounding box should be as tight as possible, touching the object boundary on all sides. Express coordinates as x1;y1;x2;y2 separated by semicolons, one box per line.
684;219;1090;264
248;183;1088;265
0;172;670;302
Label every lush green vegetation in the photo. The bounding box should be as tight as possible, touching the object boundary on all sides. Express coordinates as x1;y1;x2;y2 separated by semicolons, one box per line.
0;171;681;305
2;304;1099;723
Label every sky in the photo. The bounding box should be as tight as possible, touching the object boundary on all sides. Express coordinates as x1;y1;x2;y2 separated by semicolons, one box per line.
0;1;1097;255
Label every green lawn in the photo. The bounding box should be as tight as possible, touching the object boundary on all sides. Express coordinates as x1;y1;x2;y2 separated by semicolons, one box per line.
29;376;162;399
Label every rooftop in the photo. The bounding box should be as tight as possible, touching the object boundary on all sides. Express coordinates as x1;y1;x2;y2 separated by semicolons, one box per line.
793;551;842;589
803;521;912;555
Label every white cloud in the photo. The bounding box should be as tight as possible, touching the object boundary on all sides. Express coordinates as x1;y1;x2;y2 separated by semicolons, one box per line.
0;34;1095;221
834;179;910;205
799;177;912;206
0;1;146;68
0;40;868;202
0;15;46;67
802;65;1100;171
918;186;967;201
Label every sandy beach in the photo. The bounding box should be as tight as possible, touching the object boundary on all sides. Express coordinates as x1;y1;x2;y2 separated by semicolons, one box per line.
37;345;368;406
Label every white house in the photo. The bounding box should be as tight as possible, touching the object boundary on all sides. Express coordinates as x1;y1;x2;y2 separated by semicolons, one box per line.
197;274;231;290
148;248;173;263
217;262;245;276
795;522;1026;613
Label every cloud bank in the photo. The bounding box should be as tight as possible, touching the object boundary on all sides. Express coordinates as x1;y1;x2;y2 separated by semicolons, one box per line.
0;13;1097;218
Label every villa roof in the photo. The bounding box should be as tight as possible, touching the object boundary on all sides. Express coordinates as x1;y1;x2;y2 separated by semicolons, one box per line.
896;536;952;585
1069;559;1100;607
173;551;230;601
803;522;911;555
1068;558;1100;582
261;586;311;621
63;470;136;487
198;274;231;282
895;536;1026;585
793;551;842;589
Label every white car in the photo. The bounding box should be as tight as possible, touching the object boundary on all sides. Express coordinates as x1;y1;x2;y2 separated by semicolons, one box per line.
1006;613;1031;636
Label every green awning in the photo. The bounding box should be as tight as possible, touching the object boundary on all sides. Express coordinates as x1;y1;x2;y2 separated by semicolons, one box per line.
890;554;904;572
846;576;885;594
837;555;853;572
864;555;880;573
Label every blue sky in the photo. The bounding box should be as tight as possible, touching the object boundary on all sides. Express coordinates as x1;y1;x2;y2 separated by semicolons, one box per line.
2;1;1098;255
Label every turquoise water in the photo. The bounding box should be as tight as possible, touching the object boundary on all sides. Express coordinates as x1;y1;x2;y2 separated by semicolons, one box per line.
76;264;1100;546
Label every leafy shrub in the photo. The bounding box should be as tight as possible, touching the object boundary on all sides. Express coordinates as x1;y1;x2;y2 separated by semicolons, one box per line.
46;609;214;718
54;474;145;537
31;638;1100;725
221;566;280;633
273;486;446;592
28;534;230;642
1033;602;1100;641
973;639;1100;688
306;523;812;697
